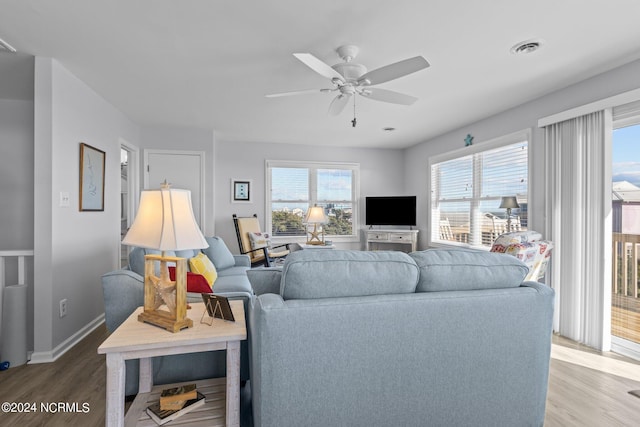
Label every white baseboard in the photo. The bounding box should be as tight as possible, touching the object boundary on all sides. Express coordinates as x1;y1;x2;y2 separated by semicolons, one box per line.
612;336;640;362
28;314;105;364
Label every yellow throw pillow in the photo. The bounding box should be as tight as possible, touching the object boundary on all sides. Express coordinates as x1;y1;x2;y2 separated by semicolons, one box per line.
189;252;217;289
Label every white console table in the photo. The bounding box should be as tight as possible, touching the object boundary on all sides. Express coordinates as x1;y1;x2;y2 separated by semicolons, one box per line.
364;229;419;252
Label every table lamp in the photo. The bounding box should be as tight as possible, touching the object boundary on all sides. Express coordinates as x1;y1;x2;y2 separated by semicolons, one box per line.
499;196;520;233
122;182;208;332
304;205;328;245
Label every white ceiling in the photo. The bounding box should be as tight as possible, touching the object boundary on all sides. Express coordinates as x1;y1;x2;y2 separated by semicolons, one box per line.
1;0;640;149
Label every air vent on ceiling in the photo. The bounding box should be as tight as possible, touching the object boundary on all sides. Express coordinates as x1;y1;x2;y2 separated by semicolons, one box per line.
0;37;17;53
510;39;544;55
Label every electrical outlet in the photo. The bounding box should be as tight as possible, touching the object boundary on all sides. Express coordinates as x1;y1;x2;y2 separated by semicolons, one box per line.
59;299;67;318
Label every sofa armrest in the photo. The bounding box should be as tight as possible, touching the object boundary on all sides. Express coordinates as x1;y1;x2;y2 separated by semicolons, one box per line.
101;269;144;332
247;267;283;296
233;254;251;267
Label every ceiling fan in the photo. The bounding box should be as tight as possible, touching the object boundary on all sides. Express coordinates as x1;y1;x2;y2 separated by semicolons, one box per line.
266;45;430;117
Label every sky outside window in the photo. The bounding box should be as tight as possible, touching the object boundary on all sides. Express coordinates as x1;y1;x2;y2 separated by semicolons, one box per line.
613;124;640;186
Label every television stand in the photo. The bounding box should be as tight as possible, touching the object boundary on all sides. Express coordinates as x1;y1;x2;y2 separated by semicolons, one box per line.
364;228;419;252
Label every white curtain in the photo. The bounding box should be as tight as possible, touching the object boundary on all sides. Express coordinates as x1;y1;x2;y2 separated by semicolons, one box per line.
544;110;612;350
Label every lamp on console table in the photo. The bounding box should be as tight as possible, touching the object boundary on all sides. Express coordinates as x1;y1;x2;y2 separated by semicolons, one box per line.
499;196;520;233
304;205;328;245
122;181;208;332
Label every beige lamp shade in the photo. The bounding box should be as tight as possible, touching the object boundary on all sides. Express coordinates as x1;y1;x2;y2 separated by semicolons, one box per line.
499;196;520;210
123;186;208;251
304;205;328;224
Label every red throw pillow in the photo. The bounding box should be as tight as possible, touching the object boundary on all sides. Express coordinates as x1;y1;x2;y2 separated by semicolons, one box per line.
168;266;212;293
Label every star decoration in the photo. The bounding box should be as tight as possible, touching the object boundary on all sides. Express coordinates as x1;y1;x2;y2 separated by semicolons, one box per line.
464;134;474;146
149;273;177;315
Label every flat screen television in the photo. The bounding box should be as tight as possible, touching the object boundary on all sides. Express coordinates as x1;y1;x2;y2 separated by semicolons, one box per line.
365;196;417;226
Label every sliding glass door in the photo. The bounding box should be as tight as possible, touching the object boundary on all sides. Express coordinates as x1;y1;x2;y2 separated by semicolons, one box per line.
611;123;640;350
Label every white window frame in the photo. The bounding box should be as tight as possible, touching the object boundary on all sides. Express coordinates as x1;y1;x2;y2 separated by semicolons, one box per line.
265;160;360;243
428;129;531;249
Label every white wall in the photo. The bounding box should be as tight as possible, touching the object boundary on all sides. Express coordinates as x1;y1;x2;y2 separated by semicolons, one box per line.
214;140;406;251
405;58;640;250
0;99;34;250
32;58;140;361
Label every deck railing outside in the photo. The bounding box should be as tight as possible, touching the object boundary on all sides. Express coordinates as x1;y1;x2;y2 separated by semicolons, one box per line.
611;233;640;344
612;233;640;298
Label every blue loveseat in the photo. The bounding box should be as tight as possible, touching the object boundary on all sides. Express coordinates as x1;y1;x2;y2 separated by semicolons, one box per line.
248;249;555;427
101;236;253;396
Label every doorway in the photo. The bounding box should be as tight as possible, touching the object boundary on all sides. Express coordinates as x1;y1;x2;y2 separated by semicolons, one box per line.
120;141;138;268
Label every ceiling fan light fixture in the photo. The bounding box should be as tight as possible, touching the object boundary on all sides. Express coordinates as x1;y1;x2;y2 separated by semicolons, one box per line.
510;38;544;55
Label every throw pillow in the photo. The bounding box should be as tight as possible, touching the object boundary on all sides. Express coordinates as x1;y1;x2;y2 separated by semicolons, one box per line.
248;232;270;250
168;266;212;293
188;252;218;288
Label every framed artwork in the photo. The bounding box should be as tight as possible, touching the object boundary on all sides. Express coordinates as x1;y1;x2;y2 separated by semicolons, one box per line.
231;179;252;203
79;143;106;211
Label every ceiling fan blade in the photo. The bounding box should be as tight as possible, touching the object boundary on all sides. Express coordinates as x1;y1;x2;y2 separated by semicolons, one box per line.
265;88;331;98
294;53;346;82
360;88;418;105
358;56;429;86
328;93;351;116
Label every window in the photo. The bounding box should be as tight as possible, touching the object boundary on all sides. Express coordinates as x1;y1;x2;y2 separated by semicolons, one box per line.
430;131;529;249
266;161;359;240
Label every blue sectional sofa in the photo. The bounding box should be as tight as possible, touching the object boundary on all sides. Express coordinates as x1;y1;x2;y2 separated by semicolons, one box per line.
101;236;253;396
248;249;555;427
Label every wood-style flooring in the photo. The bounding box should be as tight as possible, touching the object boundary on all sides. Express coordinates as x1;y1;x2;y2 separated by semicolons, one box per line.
0;325;639;426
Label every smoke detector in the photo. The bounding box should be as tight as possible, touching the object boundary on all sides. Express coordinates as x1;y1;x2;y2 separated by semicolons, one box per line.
510;38;544;55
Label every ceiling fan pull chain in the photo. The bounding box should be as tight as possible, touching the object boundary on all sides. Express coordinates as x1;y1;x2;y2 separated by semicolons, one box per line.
352;95;357;127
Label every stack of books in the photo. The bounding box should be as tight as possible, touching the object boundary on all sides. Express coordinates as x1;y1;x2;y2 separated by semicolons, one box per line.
146;384;205;425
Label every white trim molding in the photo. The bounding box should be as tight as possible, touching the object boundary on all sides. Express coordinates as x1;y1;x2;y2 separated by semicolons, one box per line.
28;315;104;364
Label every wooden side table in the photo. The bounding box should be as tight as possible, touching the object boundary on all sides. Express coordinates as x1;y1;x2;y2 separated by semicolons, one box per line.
98;301;246;427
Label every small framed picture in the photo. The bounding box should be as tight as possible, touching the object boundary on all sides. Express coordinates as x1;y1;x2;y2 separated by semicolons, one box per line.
232;179;252;203
79;143;106;211
200;294;235;325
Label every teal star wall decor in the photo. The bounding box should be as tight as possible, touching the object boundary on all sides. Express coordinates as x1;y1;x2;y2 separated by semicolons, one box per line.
464;134;474;146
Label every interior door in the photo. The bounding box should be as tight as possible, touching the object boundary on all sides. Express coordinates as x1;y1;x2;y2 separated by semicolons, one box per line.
145;150;205;229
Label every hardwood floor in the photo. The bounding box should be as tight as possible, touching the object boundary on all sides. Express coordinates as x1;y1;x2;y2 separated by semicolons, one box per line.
1;326;639;426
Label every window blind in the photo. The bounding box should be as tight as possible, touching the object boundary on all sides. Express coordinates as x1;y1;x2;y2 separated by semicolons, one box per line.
431;139;528;248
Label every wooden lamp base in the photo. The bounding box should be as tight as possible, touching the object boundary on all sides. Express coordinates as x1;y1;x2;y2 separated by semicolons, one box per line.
140;254;193;333
306;223;325;245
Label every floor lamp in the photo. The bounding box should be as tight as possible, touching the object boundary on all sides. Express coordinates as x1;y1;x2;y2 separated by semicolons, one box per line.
122;182;208;332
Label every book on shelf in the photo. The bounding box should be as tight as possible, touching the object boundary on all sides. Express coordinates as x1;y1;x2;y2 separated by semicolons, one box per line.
147;391;205;425
159;383;197;410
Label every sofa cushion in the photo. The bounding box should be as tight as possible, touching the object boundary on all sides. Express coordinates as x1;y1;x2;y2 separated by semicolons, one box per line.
409;249;529;292
202;236;236;270
281;250;419;300
189;252;218;287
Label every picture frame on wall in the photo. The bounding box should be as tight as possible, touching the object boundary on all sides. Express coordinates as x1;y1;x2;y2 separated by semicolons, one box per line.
79;142;106;211
232;179;252;203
